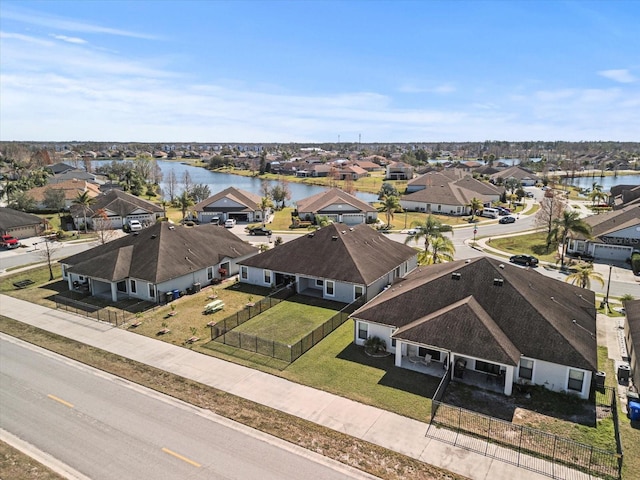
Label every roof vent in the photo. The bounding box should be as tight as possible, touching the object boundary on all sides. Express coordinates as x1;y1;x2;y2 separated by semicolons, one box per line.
332;236;338;241
349;227;354;231
150;234;157;239
499;264;505;269
307;233;314;238
465;259;471;263
451;272;461;280
341;230;347;234
133;232;139;236
168;225;175;230
493;278;504;286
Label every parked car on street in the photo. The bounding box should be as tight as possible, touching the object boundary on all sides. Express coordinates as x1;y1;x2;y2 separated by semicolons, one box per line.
1;234;20;249
499;216;516;224
246;226;272;236
509;254;539;266
224;219;236;228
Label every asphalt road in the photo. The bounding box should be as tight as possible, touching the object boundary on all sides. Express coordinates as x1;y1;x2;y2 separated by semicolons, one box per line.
0;335;374;480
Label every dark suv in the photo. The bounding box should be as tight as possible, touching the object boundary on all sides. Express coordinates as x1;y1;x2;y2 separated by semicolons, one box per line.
509;254;539;266
247;226;272;236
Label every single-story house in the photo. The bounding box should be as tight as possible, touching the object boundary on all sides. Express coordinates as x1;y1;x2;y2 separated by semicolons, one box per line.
295;188;378;226
70;190;164;230
26;179;102;211
401;174;501;215
489;166;540;187
193;187;271;224
386;161;414;180
609;184;640;210
566;205;640;262
623;299;640;391
351;257;597;399
61;222;258;303
0;207;45;239
238;223;418;304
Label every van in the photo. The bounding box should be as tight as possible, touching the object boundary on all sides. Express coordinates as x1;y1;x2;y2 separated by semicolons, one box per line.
480;208;499;219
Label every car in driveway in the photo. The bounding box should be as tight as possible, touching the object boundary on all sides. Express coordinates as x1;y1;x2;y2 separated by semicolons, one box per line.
247;226;272;236
1;234;20;249
224;219;236;228
499;216;516;224
127;220;143;231
509;254;539;266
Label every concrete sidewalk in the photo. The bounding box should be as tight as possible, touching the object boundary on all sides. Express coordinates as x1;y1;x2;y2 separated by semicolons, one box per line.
0;295;560;480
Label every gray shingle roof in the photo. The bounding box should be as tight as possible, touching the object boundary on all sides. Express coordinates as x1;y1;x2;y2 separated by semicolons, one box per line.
352;257;597;370
70;190;164;218
194;187;262;212
573;205;639;241
63;222;257;283
0;208;44;231
239;223;417;285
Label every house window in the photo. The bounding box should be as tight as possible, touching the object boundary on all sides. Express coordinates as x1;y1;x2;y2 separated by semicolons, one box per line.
568;369;584;392
117;281;127;293
417;347;441;361
207;267;213;281
79;276;85;281
263;270;272;285
315;279;324;287
519;358;533;380
475;360;501;375
325;280;335;296
61;265;67;278
391;338;396;348
354;285;364;300
148;284;155;298
395;266;400;278
437;205;442;211
130;279;137;294
358;322;368;340
240;266;248;280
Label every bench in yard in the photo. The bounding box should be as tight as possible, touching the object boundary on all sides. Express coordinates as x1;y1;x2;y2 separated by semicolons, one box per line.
13;279;34;289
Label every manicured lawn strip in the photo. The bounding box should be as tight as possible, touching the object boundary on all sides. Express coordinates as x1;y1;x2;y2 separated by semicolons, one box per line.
282;322;436;421
487;232;558;263
0;265;62;294
234;295;344;344
0;316;465;480
0;440;66;480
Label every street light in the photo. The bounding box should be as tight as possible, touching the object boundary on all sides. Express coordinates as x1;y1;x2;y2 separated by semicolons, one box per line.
603;264;613;313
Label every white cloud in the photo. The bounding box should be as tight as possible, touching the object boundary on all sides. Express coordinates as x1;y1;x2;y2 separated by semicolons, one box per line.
398;83;456;94
2;7;159;40
598;69;637;83
51;34;87;45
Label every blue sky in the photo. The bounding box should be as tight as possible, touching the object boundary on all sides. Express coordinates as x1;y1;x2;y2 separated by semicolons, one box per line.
1;1;639;143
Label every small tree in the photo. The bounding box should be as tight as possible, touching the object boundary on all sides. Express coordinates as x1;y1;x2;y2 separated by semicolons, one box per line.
72;191;95;233
38;237;62;281
94;209;116;245
43;188;66;219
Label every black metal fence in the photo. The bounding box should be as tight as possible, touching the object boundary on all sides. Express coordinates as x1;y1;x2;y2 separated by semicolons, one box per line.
54;295;126;326
208;285;296;339
428;386;621;480
211;293;366;364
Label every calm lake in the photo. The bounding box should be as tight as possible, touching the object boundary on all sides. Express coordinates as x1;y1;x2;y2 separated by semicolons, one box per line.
94;160;379;204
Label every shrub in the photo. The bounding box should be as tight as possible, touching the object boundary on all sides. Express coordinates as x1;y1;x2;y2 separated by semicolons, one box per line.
364;336;387;354
631;252;640;275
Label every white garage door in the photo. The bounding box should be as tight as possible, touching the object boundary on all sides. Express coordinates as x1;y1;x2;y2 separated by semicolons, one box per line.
593;244;633;262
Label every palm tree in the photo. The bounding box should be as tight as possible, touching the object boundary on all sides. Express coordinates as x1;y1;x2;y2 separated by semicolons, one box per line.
405;214;453;252
258;196;274;226
418;235;455;265
548;210;592;269
467;197;483;221
72;191;96;233
378;195;402;227
589;189;607;207
177;190;194;220
565;264;604;289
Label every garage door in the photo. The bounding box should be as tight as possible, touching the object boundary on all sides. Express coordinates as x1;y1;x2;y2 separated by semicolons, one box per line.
593;244;633;262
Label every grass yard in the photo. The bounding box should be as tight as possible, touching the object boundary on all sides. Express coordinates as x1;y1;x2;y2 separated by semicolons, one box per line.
282;321;437;421
487;232;558;263
234;295;345;344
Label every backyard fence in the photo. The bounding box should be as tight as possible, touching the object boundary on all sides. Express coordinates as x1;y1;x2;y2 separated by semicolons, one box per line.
211;293;366;364
208;285;296;339
54;295;152;326
428;385;621;480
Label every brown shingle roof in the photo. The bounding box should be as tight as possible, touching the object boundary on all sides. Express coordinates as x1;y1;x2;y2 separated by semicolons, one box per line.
572;205;640;241
296;188;377;213
352;257;597;370
0;208;44;231
194;187;262;212
239;223;417;285
63;222;257;283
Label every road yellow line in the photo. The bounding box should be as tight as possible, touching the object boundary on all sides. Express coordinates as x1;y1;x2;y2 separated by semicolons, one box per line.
47;394;74;408
162;447;201;467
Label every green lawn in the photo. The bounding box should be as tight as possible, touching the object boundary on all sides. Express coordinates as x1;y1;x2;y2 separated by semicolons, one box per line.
487;232;558;263
234;295;345;344
281;321;437;421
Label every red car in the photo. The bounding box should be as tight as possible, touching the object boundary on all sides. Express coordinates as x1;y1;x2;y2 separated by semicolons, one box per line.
1;234;20;249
